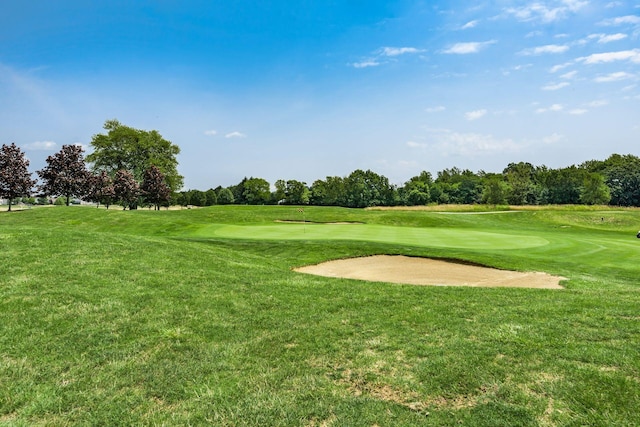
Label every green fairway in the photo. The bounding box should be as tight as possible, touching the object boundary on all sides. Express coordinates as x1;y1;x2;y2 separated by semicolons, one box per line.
1;205;639;426
201;223;550;250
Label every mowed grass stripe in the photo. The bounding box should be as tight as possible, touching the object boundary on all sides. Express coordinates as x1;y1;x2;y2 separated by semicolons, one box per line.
199;223;549;250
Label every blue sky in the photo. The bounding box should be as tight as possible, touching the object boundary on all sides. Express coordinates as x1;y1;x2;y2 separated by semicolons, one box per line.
1;1;639;189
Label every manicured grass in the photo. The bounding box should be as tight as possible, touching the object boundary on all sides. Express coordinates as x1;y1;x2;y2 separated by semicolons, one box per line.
201;222;549;250
1;205;639;426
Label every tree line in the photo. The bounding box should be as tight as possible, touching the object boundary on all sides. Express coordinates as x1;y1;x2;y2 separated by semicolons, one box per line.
178;154;640;208
2;119;640;210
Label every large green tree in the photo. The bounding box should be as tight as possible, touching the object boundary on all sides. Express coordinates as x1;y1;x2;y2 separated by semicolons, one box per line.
275;179;309;205
580;172;611;205
503;162;537;205
310;176;345;206
598;154;640;206
242;177;271;205
343;169;396;208
400;171;432;206
87;119;183;192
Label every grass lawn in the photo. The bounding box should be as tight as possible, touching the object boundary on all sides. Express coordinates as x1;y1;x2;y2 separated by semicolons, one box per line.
1;205;639;426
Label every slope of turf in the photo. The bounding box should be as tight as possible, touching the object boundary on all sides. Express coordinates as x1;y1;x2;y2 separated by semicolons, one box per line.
0;205;639;426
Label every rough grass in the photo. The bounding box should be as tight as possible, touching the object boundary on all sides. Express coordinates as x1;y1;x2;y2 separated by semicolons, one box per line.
0;205;639;426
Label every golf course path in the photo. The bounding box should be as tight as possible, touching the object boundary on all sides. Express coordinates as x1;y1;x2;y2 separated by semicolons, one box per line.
295;255;565;289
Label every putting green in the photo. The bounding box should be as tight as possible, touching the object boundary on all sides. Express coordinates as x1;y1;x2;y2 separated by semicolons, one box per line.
196;223;549;250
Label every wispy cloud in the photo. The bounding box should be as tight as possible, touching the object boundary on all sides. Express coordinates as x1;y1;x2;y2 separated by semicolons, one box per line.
426;129;522;156
521;44;570;55
352;60;380;69
542;133;564;144
461;20;479;29
465;109;488;120
594;72;635;82
550;62;573;73
442;40;496;54
536;104;564;113
560;70;578;79
586;100;609;107
504;1;588;23
579;49;640;64
225;131;247;138
569;108;588;115
599;15;640;26
542;82;570;90
352;46;423;68
588;33;628;43
204;129;218;136
425;106;446;113
406;141;427;149
23;141;57;151
380;47;423;57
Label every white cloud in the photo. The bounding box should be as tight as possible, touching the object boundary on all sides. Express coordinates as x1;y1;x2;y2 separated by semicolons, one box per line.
536;104;564;113
461;20;479;29
406;141;427;149
560;70;578;79
23;141;57;151
225;131;247;138
428;129;522;156
505;1;588;23
569;108;588;115
443;40;496;54
542;82;570;90
588;33;628;43
204;129;218;136
542;133;564;144
586;100;609;107
579;49;640;64
352;60;380;68
425;106;446;113
600;15;640;26
352;46;423;68
594;71;635;82
550;62;573;73
465;109;488;120
521;44;570;55
380;47;422;57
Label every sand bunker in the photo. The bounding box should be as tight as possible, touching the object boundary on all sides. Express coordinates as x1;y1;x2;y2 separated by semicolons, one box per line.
294;255;565;289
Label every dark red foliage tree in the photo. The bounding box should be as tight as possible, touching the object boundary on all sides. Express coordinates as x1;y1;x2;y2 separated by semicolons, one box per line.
86;171;116;209
0;143;36;211
37;144;91;206
141;165;171;210
113;169;139;210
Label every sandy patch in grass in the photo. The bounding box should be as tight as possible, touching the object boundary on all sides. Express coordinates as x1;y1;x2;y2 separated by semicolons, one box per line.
294;255;565;289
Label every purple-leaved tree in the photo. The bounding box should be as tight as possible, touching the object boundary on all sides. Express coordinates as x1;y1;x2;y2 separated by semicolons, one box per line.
86;171;116;209
141;165;171;210
0;143;36;211
37;144;91;206
113;169;140;210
